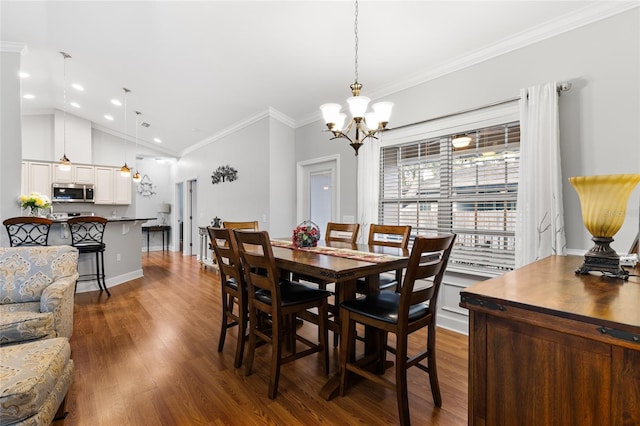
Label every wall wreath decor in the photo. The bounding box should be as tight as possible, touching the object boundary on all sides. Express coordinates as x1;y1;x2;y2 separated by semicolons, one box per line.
211;165;238;184
136;174;157;197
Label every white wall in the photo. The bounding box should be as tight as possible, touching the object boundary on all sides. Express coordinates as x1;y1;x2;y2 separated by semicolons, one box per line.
295;9;640;335
296;8;640;255
22;114;54;160
0;48;24;247
269;116;296;236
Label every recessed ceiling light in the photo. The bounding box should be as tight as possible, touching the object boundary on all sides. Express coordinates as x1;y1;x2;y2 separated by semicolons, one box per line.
111;99;122;106
71;83;84;91
70;102;80;108
104;114;114;121
153;138;162;143
23;94;35;99
19;72;30;78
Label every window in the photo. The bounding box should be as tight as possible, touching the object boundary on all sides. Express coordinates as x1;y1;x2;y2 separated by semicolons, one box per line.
379;121;520;274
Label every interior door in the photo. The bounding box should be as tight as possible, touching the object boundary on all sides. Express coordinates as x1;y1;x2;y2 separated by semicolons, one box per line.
298;157;338;237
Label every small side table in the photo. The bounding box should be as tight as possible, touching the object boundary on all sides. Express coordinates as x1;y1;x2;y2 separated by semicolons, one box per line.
142;225;170;253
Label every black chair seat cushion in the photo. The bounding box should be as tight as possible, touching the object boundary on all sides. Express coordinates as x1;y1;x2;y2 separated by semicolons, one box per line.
72;242;106;253
356;275;398;293
341;292;429;324
254;280;331;307
225;278;239;291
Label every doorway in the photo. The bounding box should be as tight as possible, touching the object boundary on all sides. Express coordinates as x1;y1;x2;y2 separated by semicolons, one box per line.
184;178;198;256
175;182;184;252
297;155;339;236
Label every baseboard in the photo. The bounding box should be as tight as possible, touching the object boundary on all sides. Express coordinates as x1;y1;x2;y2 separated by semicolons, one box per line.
75;269;143;293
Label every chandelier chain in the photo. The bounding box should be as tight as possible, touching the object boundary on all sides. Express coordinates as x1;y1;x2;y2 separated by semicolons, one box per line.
354;0;359;84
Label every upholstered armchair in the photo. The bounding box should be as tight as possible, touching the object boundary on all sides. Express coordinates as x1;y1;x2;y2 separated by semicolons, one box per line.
0;245;79;346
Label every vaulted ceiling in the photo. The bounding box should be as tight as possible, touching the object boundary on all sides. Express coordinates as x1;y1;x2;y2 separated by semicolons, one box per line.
2;1;628;157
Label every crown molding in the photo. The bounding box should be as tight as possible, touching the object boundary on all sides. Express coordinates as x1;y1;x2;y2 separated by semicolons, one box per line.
181;107;294;157
294;2;640;129
0;41;27;54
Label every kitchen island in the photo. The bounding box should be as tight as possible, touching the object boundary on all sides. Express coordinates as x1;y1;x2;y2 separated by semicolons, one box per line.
49;217;155;293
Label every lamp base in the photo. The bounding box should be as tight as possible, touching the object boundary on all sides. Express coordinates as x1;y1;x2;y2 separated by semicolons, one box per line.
575;237;629;280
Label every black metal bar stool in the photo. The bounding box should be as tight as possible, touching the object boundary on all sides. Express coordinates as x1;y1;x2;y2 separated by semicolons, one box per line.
67;216;110;296
3;216;53;246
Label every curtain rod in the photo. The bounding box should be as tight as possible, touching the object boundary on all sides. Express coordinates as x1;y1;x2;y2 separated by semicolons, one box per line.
387;82;572;133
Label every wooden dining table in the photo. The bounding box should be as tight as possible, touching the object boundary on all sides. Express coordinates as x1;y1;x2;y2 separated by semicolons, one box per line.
270;238;411;399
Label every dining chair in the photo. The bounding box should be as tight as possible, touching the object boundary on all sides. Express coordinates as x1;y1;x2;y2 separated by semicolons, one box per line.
339;234;456;426
67;216;110;296
356;224;412;294
208;227;248;368
3;216;53;247
325;222;360;244
234;229;330;399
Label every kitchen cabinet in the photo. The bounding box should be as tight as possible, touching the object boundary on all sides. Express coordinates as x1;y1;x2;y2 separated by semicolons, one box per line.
53;164;95;184
94;167;131;205
21;161;52;198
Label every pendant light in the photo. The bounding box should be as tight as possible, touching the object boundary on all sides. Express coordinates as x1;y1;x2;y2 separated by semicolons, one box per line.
132;110;142;183
319;0;393;156
59;52;72;171
120;88;131;177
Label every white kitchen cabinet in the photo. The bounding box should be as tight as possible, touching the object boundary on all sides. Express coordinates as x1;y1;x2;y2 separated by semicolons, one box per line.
22;161;52;198
53;164;95;184
94;167;131;205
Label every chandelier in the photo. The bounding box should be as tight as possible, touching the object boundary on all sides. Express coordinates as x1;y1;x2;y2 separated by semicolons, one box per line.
59;52;72;171
320;0;393;156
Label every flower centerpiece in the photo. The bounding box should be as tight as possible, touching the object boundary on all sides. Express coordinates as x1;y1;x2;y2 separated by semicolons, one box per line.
18;192;51;217
292;221;321;248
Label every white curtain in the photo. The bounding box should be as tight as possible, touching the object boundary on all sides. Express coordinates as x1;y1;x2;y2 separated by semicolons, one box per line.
357;138;380;244
515;82;566;267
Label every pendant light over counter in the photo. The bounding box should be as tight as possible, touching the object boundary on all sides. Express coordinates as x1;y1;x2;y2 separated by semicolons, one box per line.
59;51;72;171
120;88;131;177
132;110;142;183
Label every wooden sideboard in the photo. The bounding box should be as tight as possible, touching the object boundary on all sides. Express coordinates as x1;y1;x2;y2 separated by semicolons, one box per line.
460;255;639;426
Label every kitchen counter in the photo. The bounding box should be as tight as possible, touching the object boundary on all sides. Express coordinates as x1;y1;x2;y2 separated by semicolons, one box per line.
49;216;156;223
48;218;156;293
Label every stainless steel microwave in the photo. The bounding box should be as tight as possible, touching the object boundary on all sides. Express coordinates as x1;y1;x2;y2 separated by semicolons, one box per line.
52;183;95;203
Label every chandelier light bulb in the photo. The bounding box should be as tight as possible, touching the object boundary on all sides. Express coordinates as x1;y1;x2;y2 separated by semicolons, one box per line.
347;96;370;118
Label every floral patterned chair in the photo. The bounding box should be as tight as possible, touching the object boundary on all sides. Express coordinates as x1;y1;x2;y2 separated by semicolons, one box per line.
0;245;78;346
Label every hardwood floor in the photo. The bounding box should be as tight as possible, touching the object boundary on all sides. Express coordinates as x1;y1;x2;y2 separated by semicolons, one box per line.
63;251;468;425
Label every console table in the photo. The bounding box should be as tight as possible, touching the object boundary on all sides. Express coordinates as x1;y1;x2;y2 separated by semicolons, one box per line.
142;225;170;253
460;255;639;426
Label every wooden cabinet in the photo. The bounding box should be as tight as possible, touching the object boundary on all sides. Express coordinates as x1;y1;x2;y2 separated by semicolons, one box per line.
53;163;95;184
460;256;640;426
94;167;131;205
22;161;52;197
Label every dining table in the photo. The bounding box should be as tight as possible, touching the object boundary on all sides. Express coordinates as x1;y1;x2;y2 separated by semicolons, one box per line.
269;238;411;400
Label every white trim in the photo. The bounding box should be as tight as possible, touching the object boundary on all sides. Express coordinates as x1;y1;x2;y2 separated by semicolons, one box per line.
294;2;639;129
181;107;294;156
296;154;341;225
381;101;520;148
0;41;27;54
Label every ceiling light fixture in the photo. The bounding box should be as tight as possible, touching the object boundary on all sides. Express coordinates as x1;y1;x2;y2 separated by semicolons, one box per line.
320;0;393;156
58;52;72;172
71;83;84;91
120;88;131;177
132;110;142;183
111;99;122;106
153;138;162;143
23;94;35;99
452;134;472;148
19;72;30;78
104;114;114;121
70;102;80;108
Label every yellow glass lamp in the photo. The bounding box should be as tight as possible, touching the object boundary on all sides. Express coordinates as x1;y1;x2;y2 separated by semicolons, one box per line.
569;174;640;279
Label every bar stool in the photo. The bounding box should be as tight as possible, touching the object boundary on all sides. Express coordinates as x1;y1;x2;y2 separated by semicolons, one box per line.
3;216;53;246
67;216;110;296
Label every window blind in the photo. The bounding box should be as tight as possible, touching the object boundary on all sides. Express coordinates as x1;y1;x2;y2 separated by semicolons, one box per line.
379;122;520;273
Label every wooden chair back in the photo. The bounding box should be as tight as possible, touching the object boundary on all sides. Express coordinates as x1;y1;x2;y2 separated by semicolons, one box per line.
208;227;244;288
3;216;53;247
368;224;412;248
223;221;259;231
325;222;360;244
399;234;456;315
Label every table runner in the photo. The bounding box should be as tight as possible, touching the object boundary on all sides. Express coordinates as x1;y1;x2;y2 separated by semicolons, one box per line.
271;239;404;263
